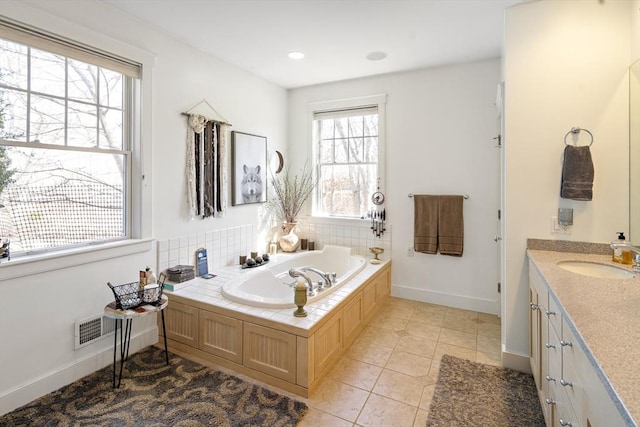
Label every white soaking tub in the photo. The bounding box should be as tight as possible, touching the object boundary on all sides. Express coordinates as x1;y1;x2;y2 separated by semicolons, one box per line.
221;245;366;308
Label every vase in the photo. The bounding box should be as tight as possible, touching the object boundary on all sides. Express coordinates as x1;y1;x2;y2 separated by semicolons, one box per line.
278;222;300;252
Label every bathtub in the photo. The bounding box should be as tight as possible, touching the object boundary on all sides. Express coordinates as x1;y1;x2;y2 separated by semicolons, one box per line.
221;245;367;308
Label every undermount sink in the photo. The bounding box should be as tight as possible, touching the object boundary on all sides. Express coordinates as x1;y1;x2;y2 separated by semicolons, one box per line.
556;260;637;279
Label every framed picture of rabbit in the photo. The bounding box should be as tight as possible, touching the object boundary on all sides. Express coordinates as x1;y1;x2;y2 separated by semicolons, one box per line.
231;131;268;206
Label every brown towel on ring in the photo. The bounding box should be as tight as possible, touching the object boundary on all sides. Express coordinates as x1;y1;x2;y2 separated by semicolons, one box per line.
438;195;464;256
560;145;594;201
413;195;438;254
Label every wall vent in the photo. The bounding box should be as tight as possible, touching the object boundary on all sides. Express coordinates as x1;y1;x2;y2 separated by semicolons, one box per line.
74;315;116;350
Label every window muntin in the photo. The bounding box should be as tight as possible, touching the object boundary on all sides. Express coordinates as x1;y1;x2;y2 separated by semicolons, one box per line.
0;31;137;255
313;108;379;218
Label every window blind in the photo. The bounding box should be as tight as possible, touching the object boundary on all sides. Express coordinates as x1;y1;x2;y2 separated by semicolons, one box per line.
0;17;141;78
313;105;378;120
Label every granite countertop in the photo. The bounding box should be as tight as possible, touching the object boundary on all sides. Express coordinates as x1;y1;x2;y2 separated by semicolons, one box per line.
527;249;640;426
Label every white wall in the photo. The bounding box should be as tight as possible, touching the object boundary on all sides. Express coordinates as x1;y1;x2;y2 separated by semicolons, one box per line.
289;58;502;314
0;0;287;414
502;0;632;366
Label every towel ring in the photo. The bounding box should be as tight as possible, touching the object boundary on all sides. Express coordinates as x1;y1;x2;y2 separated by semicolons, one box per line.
564;127;593;147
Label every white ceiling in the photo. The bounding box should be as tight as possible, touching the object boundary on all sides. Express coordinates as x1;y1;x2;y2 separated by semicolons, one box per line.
99;0;525;89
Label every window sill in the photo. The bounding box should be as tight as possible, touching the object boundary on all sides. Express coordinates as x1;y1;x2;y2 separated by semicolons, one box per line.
308;215;371;227
0;239;154;281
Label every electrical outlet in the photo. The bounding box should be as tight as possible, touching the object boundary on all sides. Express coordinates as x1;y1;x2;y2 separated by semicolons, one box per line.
551;216;572;235
408;247;414;257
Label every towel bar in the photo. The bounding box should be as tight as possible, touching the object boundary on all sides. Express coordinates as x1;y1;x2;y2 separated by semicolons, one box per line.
408;193;469;199
564;127;593;147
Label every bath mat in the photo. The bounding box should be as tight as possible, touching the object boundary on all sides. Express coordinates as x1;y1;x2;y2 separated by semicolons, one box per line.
1;346;308;426
427;354;544;426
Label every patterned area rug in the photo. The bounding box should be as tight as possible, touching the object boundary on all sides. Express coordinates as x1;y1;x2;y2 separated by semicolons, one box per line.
1;346;308;426
427;355;545;426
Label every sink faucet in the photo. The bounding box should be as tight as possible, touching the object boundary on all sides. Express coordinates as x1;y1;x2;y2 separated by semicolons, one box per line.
299;267;337;290
610;242;640;272
288;269;317;296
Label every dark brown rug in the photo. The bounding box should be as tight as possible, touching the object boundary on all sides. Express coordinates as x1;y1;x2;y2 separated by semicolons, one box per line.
427;355;545;426
1;346;308;426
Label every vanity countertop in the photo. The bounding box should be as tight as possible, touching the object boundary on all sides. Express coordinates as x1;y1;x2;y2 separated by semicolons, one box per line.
527;249;640;426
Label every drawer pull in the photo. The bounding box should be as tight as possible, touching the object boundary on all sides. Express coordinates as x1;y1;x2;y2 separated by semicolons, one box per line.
560;378;573;387
545;398;556;405
560;340;573;347
545;375;556;382
530;303;538;311
559;419;573;426
545;343;556;349
545;309;556;316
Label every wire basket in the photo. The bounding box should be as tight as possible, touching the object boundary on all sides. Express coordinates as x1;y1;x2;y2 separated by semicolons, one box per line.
108;277;165;310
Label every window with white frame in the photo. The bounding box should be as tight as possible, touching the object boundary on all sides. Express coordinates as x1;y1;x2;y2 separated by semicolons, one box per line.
0;19;141;256
312;95;385;219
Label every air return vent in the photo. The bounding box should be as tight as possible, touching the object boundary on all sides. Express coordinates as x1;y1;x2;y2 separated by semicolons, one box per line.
74;315;116;349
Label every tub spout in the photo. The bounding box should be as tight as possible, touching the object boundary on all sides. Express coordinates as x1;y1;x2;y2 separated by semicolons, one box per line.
288;269;316;296
300;267;337;290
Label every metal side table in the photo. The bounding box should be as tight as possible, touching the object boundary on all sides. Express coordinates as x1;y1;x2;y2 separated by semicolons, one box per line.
103;295;169;388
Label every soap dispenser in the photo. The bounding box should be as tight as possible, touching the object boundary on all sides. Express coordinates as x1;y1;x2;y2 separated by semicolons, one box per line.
612;232;632;264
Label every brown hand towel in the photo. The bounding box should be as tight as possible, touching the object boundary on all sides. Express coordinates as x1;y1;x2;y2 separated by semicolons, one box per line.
438;195;464;256
560;145;594;201
413;195;438;254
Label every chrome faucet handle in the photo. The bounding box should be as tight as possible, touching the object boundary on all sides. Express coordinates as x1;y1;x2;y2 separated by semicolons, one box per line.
633;253;640;273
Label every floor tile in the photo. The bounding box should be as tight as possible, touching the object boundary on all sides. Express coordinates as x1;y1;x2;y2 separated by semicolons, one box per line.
347;338;394;367
328;358;383;391
420;383;437;410
404;321;441;341
359;325;401;348
372;369;425;407
395;335;437;358
307;378;370;422
385;350;432;377
445;307;478;321
477;334;501;356
438;327;477;350
442;316;478;334
370;313;409;331
356;393;418;427
477;350;502;366
297;407;353;427
477;321;501;338
414;408;429;427
409;309;445;327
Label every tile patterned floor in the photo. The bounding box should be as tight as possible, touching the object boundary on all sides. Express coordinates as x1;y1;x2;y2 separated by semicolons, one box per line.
175;296;502;427
297;297;502;427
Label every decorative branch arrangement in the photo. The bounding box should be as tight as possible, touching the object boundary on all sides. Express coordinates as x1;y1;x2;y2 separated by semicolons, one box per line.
268;162;317;224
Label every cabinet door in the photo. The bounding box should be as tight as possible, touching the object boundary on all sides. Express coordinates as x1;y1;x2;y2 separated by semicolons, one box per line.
243;323;297;383
163;300;199;347
199;310;243;363
529;283;541;389
342;292;363;348
362;280;377;322
313;311;343;377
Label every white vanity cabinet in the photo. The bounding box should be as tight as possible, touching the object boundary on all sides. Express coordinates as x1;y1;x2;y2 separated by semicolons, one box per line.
528;259;627;427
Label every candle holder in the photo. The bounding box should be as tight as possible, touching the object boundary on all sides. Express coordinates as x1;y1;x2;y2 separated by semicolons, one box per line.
369;247;384;264
293;279;308;317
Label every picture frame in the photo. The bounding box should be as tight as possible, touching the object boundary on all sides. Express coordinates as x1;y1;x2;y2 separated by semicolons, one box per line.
231;131;268;206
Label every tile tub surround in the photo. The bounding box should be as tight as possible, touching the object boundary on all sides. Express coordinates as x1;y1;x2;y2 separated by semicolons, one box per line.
527;249;640;426
160;256;392;396
156;222;392;275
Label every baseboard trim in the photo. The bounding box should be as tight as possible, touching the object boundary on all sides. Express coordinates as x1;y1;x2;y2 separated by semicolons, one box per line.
501;348;531;374
0;328;159;416
391;284;498;315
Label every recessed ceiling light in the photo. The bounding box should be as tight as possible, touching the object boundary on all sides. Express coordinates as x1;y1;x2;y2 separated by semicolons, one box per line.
366;51;387;61
288;51;305;60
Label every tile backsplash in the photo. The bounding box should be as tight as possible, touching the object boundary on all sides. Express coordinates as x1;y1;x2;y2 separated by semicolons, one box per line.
156;220;391;274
